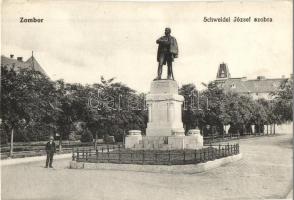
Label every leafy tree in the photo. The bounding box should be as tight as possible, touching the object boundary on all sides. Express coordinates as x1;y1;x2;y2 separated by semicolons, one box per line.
179;83;205;132
271;78;293;123
202;82;227;134
1;66;56;155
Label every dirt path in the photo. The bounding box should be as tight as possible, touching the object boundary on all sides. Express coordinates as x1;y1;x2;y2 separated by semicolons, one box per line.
1;133;292;200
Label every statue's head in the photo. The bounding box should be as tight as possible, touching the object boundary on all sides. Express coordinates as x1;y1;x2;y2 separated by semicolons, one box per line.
165;27;171;36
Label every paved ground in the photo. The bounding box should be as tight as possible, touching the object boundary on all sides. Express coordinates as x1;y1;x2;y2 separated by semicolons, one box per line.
1;153;72;166
1;133;292;200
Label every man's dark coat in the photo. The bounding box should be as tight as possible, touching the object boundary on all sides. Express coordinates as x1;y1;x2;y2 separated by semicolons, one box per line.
156;36;178;62
45;141;56;154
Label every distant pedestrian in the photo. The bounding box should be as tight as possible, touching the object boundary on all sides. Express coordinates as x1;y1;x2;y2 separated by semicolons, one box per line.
45;136;56;168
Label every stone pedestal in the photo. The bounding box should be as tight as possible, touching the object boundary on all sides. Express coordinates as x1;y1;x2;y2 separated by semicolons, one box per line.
224;124;230;134
168;136;185;149
146;80;185;136
125;80;203;150
168;129;203;150
251;125;255;133
125;130;142;149
185;129;203;149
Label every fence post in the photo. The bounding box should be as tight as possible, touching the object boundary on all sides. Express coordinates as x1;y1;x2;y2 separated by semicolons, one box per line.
218;144;221;158
183;151;186;164
82;148;85;160
211;148;214;160
96;148;98;162
203;150;206;162
86;150;88;161
168;150;171;165
228;145;230;156
119;150;121;164
211;147;214;160
212;147;215;160
210;144;213;160
131;152;133;163
194;149;197;163
107;149;110;163
142;150;145;165
77;149;80;161
107;145;109;152
102;147;104;153
72;147;75;161
155;152;157;163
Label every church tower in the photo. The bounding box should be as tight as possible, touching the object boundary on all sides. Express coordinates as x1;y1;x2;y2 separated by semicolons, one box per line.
216;62;231;81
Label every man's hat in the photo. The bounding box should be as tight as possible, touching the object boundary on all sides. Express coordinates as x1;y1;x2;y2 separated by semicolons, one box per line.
49;136;54;140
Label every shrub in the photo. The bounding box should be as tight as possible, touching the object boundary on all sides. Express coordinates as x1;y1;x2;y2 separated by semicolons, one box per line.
80;129;93;143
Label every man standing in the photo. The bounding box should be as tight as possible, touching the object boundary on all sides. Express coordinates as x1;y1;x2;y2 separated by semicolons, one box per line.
45;136;56;168
156;27;178;80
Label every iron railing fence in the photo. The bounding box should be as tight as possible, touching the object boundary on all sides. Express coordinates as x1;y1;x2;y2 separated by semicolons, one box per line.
203;130;276;144
203;133;240;144
0;144;121;160
72;143;239;165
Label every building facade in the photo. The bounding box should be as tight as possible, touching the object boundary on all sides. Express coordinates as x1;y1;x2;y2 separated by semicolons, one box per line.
214;62;291;100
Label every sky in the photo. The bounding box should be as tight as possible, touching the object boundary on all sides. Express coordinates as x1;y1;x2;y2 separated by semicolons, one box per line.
2;0;292;92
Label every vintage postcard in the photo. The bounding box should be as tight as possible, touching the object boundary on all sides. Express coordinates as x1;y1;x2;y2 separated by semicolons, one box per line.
1;0;293;200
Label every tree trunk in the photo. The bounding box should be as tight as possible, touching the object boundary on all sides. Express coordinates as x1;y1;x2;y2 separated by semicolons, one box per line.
94;133;97;148
243;124;245;135
10;128;14;157
273;124;276;134
59;135;62;153
122;130;125;145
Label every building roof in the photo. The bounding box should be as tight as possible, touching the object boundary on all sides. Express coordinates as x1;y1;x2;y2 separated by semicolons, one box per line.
1;54;48;76
217;77;287;94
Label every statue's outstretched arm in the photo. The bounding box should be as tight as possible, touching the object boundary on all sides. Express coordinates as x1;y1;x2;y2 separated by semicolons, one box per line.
156;37;169;44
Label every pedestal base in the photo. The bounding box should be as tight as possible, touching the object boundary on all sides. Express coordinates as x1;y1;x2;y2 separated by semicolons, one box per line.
125;134;203;150
125;130;143;149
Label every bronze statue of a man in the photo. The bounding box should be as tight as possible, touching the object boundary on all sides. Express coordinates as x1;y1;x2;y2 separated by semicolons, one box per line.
155;27;178;80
